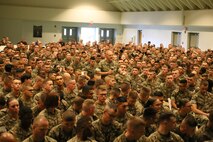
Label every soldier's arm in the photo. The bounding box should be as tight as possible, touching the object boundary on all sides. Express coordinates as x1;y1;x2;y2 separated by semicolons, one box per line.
191;104;209;117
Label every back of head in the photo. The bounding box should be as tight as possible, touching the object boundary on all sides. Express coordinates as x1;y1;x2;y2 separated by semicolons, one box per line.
76;116;93;140
182;114;197;128
82;99;94;112
0;132;17;142
143;107;157;120
158;111;175;124
62;110;76;122
127;116;145;130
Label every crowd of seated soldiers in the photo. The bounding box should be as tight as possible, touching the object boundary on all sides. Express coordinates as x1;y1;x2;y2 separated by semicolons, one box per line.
0;36;212;142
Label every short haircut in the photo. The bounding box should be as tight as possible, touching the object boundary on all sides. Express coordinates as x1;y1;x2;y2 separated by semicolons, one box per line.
120;82;131;92
127;90;138;100
72;97;84;106
82;99;94;112
20;73;32;83
44;92;59;108
127;116;145;130
153;90;164;97
183;114;197;128
179;78;187;84
62;110;76;122
158;111;175;123
143;107;157;119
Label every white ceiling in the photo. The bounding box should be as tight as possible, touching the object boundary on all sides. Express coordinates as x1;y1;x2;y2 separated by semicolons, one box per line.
0;0;213;11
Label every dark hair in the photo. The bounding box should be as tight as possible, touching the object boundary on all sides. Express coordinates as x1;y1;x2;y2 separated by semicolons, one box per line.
179;78;187;84
20;73;32;83
153;91;164;97
76;116;93;141
0;95;6;107
4;64;13;72
44;92;59;108
183;114;197;128
158;111;175;123
144;98;157;108
143;107;157;119
176;99;190;108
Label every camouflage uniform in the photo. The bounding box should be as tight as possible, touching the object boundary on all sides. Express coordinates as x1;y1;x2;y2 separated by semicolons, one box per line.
148;131;184;142
31;105;43;118
0;114;19;131
67;135;97;142
113;133;149;142
18;97;34;108
96;59;118;78
0;108;7;118
115;73;131;85
48;124;76;142
9;123;32;142
191;91;213;113
144;124;157;137
135;100;145;116
142;79;160;93
38;108;62;131
92;119;122;142
94;102;106;119
23;135;57;142
130;75;144;92
126;104;142;116
63;91;77;107
115;113;133;130
196;123;213;142
171;89;192;106
160;83;177;99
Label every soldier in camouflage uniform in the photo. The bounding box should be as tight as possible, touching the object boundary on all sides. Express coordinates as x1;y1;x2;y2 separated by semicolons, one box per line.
63;80;77;107
38;92;62;132
113;116;148;142
95;85;107;118
130;67;144;92
96;50;118;78
23;116;57;142
48;110;76;142
0;98;19;132
115;64;131;85
159;73;177;100
196;110;213;142
191;80;213;118
142;70;161;93
5;79;22;100
9;106;33;142
92;103;122;142
171;79;192;110
126;90;142;116
148;112;184;142
18;85;34;108
142;107;157;137
115;97;133;130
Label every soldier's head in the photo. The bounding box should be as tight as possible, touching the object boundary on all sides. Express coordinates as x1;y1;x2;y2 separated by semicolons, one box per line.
7;97;19;116
125;117;146;140
166;73;174;84
61;110;76;132
158;112;176;132
96;85;107;104
82;99;95;116
177;99;192;114
11;79;21;92
76;116;93;141
0;132;17;142
105;50;114;62
199;80;209;94
105;75;116;87
116;96;128;116
180;114;197;136
44;91;59;109
143;107;157;124
102;103;117;125
32;116;49;141
138;86;151;103
127;90;138;106
19;106;33;130
72;97;84;113
178;78;187;91
144;98;162;112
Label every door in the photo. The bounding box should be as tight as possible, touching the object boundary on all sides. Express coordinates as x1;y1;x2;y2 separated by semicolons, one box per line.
99;28;115;44
171;32;181;47
188;33;199;48
62;27;78;42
